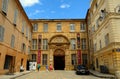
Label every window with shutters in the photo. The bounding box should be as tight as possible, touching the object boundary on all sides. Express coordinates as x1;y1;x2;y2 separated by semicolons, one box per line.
70;23;75;32
81;38;86;50
71;38;76;50
10;35;15;48
21;21;25;34
0;26;5;42
71;54;76;65
42;54;47;65
43;23;48;32
32;39;37;50
56;23;61;32
26;27;28;38
33;24;38;32
13;9;18;25
2;0;9;15
105;33;109;46
82;54;87;65
43;39;48;50
80;23;86;32
21;43;26;52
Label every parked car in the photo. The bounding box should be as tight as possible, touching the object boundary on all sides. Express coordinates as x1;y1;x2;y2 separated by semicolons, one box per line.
76;65;89;75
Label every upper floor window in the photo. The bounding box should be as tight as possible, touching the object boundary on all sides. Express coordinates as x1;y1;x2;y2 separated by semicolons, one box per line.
13;9;18;25
43;23;48;32
70;24;75;32
10;35;15;48
26;27;28;38
21;21;25;34
56;23;61;32
21;43;26;52
80;23;86;31
2;0;9;15
33;23;38;32
94;43;97;52
0;26;5;42
105;33;109;46
71;38;76;50
81;38;86;50
43;39;48;50
32;39;37;50
28;46;30;54
99;40;102;49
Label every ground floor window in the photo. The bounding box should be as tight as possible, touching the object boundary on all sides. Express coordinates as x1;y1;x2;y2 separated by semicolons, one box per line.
32;54;36;62
96;58;99;68
42;54;47;65
82;54;87;66
4;55;12;69
71;54;76;65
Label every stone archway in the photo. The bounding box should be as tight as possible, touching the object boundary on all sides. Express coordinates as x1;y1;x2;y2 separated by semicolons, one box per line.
49;35;70;70
54;49;65;70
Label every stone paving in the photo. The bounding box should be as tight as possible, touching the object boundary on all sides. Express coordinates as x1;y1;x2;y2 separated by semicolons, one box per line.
14;70;106;79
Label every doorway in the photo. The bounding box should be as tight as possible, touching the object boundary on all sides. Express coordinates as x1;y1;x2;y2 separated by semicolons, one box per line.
54;56;65;70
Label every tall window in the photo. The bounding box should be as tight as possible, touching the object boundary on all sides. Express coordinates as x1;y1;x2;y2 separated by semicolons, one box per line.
96;58;99;68
43;23;48;32
0;26;5;42
21;21;25;34
99;40;102;49
105;33;109;46
33;23;38;32
21;43;26;52
13;9;18;25
10;35;15;48
2;0;9;15
80;23;86;31
71;54;76;65
26;27;28;38
43;39;48;50
32;54;36;61
28;46;30;54
56;23;61;32
32;39;37;50
71;38;76;50
70;23;75;32
94;43;97;52
42;54;47;65
82;54;87;65
81;38;86;50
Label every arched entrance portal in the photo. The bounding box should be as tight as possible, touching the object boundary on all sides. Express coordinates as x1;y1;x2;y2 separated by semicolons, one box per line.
54;49;65;70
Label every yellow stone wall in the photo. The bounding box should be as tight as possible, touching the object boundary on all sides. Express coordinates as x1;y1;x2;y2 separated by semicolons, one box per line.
87;0;120;75
0;0;32;74
30;19;88;70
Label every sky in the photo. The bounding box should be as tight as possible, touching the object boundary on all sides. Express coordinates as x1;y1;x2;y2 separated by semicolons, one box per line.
19;0;90;19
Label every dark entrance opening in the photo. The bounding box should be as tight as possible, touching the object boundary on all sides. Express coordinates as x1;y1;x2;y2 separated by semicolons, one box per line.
54;56;65;70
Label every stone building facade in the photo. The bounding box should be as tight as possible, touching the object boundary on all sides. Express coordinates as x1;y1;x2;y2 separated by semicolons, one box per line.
87;0;120;78
0;0;32;74
30;19;88;70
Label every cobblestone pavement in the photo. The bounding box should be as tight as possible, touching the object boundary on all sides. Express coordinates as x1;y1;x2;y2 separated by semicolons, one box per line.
15;70;106;79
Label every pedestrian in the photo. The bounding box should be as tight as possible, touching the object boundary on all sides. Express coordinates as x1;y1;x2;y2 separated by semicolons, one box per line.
37;64;41;71
46;65;49;72
49;64;53;71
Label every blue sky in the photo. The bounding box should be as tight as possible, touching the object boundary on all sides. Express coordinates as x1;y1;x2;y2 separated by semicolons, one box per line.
19;0;90;19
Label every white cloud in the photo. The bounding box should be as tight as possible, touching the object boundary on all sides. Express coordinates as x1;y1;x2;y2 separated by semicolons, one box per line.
19;0;41;7
29;10;45;17
60;4;70;8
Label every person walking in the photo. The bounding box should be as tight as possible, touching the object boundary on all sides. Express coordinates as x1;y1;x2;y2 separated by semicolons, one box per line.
49;64;53;71
46;65;49;72
37;64;41;71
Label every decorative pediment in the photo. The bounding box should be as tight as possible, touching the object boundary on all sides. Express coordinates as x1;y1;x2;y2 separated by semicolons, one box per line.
49;35;69;44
